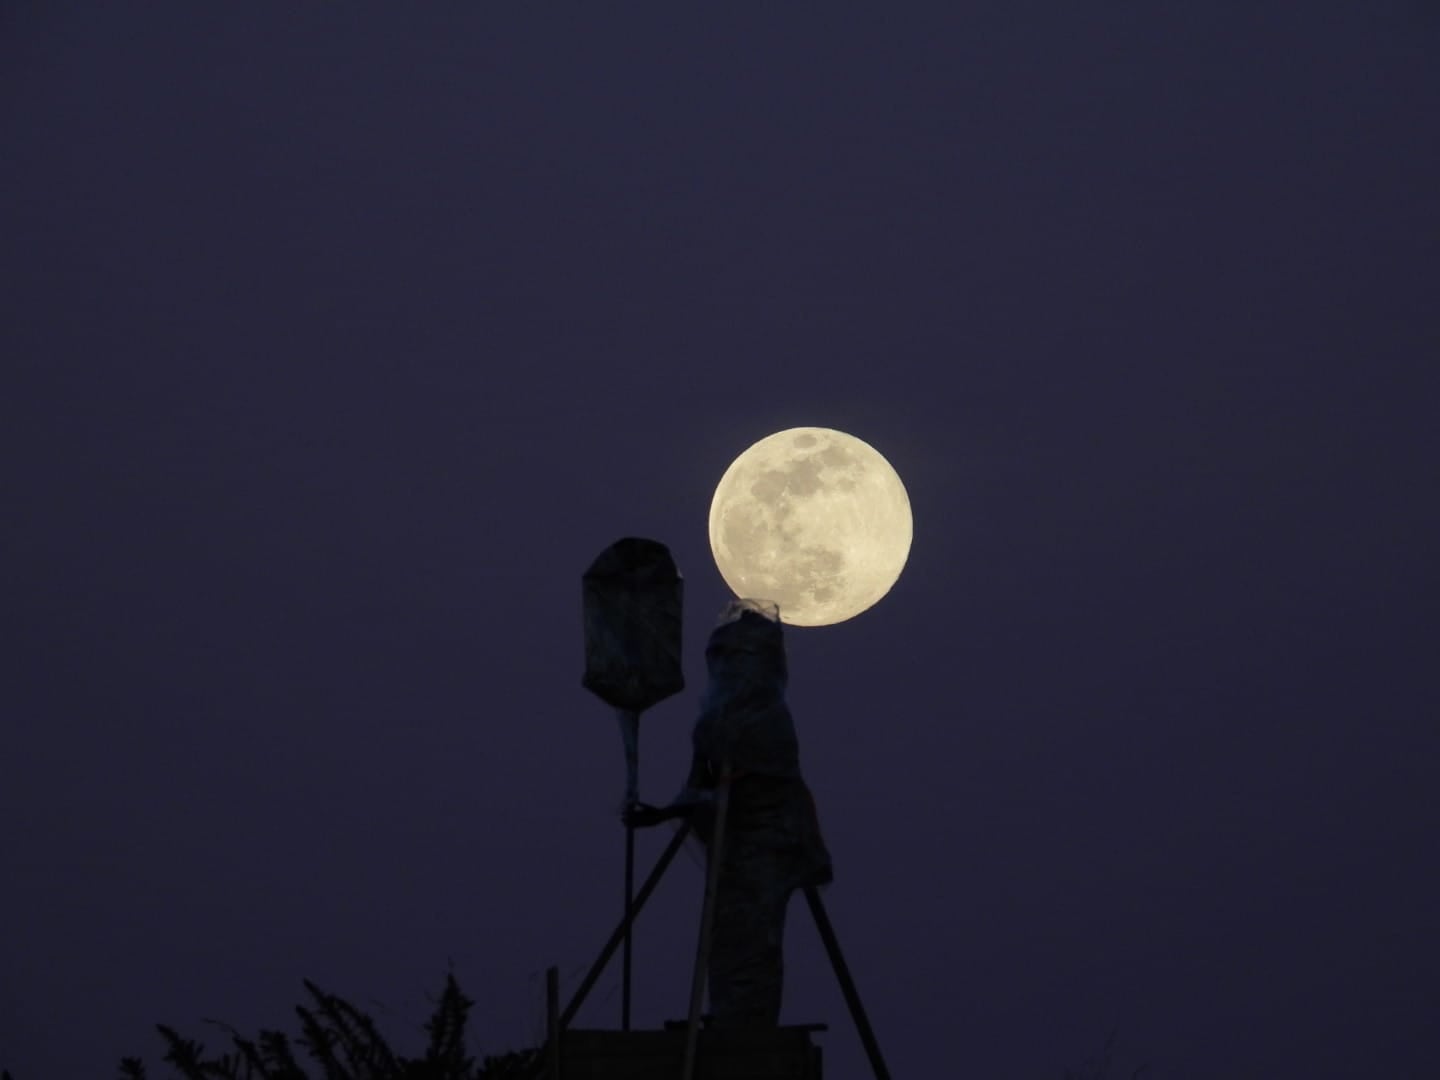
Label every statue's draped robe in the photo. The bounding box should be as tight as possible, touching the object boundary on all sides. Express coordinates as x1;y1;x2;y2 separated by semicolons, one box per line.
671;606;833;1026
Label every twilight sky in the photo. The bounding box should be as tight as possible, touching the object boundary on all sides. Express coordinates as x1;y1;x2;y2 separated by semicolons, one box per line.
3;5;1437;1078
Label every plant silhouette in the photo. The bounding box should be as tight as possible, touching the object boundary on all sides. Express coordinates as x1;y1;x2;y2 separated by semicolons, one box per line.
9;972;538;1080
0;981;1156;1077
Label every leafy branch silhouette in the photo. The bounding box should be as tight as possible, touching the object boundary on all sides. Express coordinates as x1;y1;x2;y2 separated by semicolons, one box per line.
0;980;1157;1078
91;972;537;1080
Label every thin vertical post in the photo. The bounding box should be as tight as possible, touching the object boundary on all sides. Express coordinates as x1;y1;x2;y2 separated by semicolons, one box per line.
623;821;634;1030
802;885;890;1080
617;708;640;1030
545;966;560;1080
682;760;731;1080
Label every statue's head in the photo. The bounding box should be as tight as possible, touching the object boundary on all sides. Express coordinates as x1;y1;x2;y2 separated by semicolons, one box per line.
704;598;787;692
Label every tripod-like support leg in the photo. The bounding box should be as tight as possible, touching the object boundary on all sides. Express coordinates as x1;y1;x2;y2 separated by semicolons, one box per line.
560;821;692;1030
528;824;692;1080
535;808;893;1080
802;885;891;1080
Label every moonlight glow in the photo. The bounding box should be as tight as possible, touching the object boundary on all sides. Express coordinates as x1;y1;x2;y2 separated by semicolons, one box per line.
708;427;913;627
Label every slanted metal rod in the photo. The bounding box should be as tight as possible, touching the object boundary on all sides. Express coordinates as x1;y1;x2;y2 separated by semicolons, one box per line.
802;885;891;1080
560;821;692;1031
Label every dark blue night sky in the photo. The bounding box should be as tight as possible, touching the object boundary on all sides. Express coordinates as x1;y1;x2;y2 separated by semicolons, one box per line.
3;6;1436;1077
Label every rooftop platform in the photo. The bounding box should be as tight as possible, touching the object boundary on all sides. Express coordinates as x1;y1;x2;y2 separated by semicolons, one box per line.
556;1023;826;1080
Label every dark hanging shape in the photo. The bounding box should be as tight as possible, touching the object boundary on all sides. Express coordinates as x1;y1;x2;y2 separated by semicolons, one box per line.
582;537;685;712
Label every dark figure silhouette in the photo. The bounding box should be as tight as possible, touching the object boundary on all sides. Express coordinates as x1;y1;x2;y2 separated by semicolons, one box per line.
624;599;832;1026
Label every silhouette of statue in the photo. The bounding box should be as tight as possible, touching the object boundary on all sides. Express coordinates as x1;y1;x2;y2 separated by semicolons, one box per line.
624;599;833;1027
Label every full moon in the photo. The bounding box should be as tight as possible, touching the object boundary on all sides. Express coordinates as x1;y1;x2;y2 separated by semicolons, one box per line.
708;427;913;627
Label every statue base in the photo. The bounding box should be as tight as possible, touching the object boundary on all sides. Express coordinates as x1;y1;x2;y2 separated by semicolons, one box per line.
557;1023;825;1080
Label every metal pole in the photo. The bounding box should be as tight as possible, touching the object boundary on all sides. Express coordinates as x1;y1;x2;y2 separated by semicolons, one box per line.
802;885;891;1080
682;760;731;1080
617;708;640;1031
623;817;634;1030
545;966;560;1080
560;822;691;1030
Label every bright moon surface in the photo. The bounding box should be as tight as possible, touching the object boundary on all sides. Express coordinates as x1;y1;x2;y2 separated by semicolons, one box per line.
708;427;913;627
